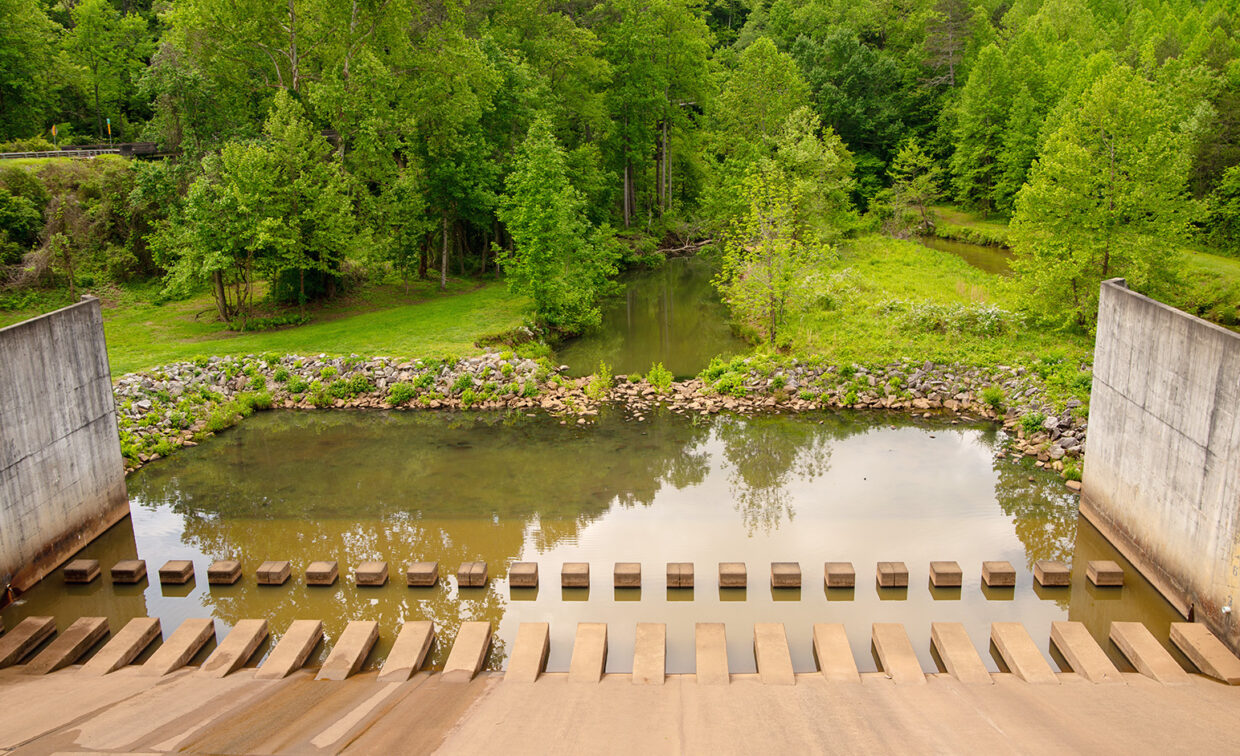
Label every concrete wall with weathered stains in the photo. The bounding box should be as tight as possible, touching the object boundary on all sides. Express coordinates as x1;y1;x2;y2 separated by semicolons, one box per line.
0;297;128;593
1082;279;1240;649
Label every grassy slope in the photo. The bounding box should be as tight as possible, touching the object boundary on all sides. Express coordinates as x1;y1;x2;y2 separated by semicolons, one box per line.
789;235;1094;367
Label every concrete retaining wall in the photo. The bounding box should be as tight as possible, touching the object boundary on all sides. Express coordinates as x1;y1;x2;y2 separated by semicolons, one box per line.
0;297;128;593
1082;279;1240;649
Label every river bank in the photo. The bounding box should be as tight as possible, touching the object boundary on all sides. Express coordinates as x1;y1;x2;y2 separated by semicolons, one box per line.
113;349;1086;484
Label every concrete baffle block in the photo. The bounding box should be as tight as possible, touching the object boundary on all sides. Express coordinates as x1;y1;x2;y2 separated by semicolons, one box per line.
110;560;147;584
824;562;856;588
355;561;389;587
568;623;608;683
770;562;801;588
82;617;160;675
509;562;538;588
406;561;439;587
457;562;488;587
632;623;666;685
64;559;101;584
614;562;641;588
876;562;909;588
24;617;108;675
982;561;1016;587
990;622;1057;684
443;621;492;682
317;621;379;680
306;561;338;586
719;562;747;588
207;560;242;585
255;620;323;680
1109;622;1191;685
930;623;991;684
872;623;925;684
1034;560;1070;587
200;619;268;678
1170;622;1240;685
379;621;436;682
158;560;194;585
562;562;590;588
812;623;859;683
695;623;729;685
1086;560;1124;587
504;623;549;684
1050;621;1122;684
0;617;55;668
256;560;291;586
754;623;795;686
141;618;215;676
667;562;693;588
929;561;962;588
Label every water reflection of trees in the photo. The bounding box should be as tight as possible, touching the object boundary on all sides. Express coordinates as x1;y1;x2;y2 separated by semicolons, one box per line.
991;456;1079;580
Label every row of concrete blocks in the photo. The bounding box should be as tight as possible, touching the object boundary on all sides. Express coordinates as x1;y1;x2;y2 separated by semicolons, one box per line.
4;613;1235;689
63;557;1126;590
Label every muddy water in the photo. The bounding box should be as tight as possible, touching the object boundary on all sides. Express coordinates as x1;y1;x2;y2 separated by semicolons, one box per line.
917;236;1014;276
2;409;1185;675
558;256;746;379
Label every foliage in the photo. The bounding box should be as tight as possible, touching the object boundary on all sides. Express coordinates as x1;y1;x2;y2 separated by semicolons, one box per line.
880;138;943;235
1020;411;1047;435
646;362;673;393
387;382;416;405
980;385;1005;412
585;361;613;400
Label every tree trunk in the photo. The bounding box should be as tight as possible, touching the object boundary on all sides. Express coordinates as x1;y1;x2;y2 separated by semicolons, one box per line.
623;161;631;228
440;213;448;291
212;271;228;321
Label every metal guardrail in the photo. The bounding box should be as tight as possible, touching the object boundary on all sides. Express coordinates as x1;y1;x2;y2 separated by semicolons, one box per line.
0;149;122;160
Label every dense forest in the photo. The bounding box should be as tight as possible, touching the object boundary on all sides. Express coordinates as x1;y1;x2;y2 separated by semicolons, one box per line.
1;0;1238;335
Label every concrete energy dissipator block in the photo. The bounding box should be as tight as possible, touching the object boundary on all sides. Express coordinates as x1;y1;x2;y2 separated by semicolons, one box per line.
317;620;379;680
990;622;1057;684
141;618;216;676
256;560;292;585
504;623;549;683
812;624;859;683
509;562;538;588
1086;560;1124;587
158;560;195;585
379;621;436;683
306;561;339;586
457;561;488;587
24;617;109;675
930;623;991;684
199;619;268;678
355;561;388;587
754;623;795;686
614;562;641;588
406;561;439;587
667;562;694;588
256;620;323;679
64;559;101;584
442;621;492;682
0;617;56;668
632;623;666;685
1034;560;1071;587
695;623;729;685
770;562;801;588
207;560;242;585
110;559;147;584
876;562;909;588
562;562;590;588
872;623;925;684
568;623;608;683
929;561;962;588
719;562;747;588
824;562;855;588
82;617;161;675
1109;622;1191;685
1170;622;1240;685
1050;621;1122;684
982;561;1016;587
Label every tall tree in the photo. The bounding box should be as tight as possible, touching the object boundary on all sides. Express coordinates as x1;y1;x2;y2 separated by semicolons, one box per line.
949;43;1012;212
64;0;151;139
0;0;59;141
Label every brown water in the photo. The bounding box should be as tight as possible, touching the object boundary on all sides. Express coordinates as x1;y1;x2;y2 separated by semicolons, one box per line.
1;409;1186;675
558;256;747;379
918;236;1014;276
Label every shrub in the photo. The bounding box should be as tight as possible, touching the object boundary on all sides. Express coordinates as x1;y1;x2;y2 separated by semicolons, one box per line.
346;374;373;395
387;383;417;405
713;372;747;397
460;387;478;407
451;373;474;395
204;404;242;433
248;374;266;391
1063;461;1082;482
646;362;673;393
273;367;290;383
320;365;338;380
152;438;177;456
327;379;352;399
238;391;273;411
286;375;309;393
522;382;539;398
1020;411;1046;436
413;372;435;389
500;362;515;378
585;361;612;400
981;386;1005;412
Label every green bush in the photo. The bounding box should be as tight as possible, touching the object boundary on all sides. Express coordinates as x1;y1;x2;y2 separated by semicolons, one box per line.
320;365;338;380
346;375;373;395
248;374;266;391
1063;461;1082;482
204;404;242;433
387;383;416;405
981;386;1005;412
273;367;290;383
585;361;612;400
460;387;478;407
286;375;309;393
451;373;474;395
500;362;515;378
1020;411;1046;436
152;438;176;456
647;362;673;393
413;372;435;389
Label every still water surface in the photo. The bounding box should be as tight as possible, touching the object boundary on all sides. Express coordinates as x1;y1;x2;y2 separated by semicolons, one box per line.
2;409;1186;675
